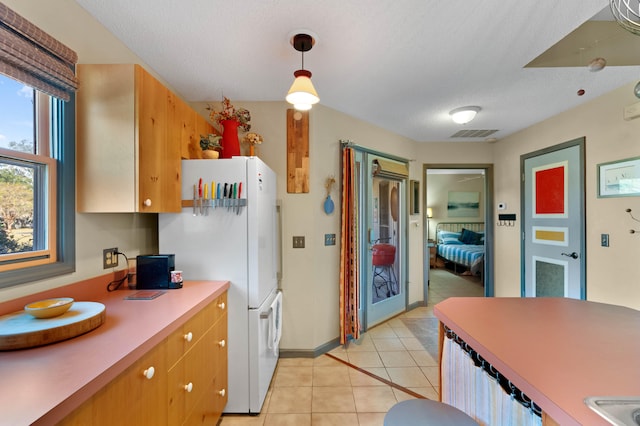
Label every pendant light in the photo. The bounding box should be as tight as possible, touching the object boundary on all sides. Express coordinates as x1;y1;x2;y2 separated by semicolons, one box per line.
286;33;319;111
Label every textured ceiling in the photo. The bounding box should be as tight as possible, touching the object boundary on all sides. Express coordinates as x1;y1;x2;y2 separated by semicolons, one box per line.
74;0;640;142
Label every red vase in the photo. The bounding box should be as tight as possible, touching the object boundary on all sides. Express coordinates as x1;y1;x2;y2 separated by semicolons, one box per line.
220;119;241;158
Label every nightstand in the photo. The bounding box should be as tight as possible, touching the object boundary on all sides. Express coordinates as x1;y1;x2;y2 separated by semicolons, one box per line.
428;241;437;269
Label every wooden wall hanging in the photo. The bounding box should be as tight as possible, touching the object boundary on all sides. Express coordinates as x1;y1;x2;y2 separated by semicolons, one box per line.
286;109;309;193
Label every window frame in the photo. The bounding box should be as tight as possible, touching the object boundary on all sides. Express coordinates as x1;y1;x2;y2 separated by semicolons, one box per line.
0;90;75;287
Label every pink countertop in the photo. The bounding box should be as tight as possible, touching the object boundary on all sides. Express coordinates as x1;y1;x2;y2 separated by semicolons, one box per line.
434;297;640;426
0;280;229;426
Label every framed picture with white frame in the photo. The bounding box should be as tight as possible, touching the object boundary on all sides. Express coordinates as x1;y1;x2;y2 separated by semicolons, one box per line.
597;156;640;198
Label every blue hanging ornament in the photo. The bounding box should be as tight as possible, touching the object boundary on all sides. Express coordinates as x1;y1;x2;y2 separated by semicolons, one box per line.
324;195;334;214
324;176;336;215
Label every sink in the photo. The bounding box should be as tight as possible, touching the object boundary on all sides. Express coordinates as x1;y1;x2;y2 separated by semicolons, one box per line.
585;397;640;426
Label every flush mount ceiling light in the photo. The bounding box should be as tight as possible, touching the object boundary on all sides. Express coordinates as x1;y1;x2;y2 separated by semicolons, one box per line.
449;106;481;124
588;57;607;72
286;33;319;111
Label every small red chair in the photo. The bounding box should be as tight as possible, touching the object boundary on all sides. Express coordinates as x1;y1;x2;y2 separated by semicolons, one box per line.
372;243;398;298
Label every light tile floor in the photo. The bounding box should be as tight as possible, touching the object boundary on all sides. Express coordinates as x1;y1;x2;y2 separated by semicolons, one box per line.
220;268;483;426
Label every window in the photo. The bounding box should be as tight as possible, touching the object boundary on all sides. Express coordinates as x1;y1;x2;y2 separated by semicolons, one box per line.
0;3;77;288
0;73;75;287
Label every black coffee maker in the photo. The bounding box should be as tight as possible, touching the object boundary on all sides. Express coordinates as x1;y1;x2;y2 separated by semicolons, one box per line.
136;254;182;289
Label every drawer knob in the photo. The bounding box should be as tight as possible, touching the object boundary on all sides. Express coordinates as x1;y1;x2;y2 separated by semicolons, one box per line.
184;332;193;342
218;339;226;348
143;366;155;380
143;199;152;207
218;389;226;397
218;302;225;310
184;382;193;393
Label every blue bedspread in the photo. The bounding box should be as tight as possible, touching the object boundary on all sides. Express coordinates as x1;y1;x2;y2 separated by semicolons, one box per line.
437;243;484;275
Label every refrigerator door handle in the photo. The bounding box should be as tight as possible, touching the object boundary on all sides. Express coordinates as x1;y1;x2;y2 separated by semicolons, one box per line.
260;307;273;319
276;200;283;285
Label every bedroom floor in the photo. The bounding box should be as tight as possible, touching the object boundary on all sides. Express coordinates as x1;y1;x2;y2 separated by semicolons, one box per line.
219;269;483;426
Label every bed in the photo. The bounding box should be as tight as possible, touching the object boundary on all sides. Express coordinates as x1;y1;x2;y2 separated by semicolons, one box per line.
435;222;485;279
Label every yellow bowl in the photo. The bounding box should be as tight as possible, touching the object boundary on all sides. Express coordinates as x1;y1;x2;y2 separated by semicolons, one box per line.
25;297;74;319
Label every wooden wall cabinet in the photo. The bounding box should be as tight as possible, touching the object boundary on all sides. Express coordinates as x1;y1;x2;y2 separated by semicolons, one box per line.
76;64;214;213
61;292;227;426
171;92;216;161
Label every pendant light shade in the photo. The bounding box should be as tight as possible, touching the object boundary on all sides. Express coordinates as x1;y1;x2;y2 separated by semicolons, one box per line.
286;33;319;111
286;69;319;111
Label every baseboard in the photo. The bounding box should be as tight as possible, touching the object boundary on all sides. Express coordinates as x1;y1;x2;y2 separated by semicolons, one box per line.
280;337;342;358
280;301;432;358
408;300;425;310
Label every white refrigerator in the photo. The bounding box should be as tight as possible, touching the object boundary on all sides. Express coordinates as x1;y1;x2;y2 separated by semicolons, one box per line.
159;157;281;414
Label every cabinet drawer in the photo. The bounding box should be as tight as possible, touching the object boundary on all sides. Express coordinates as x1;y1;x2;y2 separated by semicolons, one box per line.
211;313;228;419
184;381;224;426
180;312;228;426
168;308;227;425
167;293;227;368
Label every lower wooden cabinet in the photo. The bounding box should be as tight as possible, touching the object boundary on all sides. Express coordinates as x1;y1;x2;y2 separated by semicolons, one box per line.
168;292;227;425
180;311;228;425
61;292;227;426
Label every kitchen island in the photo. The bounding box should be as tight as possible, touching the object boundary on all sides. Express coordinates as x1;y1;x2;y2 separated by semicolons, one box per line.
434;297;640;426
0;278;229;425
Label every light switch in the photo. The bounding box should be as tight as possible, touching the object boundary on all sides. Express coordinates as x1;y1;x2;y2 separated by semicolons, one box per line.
324;234;336;246
293;236;305;248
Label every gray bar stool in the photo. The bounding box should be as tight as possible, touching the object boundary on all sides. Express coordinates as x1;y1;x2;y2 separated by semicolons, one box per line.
384;399;479;425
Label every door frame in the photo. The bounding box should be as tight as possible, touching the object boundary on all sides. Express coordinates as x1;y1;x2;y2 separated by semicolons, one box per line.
351;145;409;331
519;137;586;298
422;163;495;303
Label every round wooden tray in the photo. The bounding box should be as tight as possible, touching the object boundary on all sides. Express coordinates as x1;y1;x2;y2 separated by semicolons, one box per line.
0;301;106;351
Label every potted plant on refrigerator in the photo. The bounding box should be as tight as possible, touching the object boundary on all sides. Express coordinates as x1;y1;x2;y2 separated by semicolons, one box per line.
200;133;222;159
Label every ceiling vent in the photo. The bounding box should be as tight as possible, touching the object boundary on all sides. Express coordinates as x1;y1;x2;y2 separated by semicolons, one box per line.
451;129;499;138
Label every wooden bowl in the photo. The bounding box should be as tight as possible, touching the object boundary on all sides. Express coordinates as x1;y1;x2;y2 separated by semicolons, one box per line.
25;298;74;319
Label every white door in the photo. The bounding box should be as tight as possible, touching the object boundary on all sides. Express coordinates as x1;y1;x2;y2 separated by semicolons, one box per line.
522;138;585;298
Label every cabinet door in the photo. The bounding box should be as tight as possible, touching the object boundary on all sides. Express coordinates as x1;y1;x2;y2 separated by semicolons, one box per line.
194;111;216;159
175;97;196;160
61;341;167;426
76;64;137;212
137;67;181;212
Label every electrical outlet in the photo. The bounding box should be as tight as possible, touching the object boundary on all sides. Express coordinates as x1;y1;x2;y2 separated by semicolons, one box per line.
103;247;118;269
324;234;336;246
293;236;305;248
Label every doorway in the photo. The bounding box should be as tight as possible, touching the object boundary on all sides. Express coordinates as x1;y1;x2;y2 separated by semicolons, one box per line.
423;165;494;304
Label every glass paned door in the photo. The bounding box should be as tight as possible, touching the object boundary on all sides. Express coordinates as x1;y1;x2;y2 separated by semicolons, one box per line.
362;155;406;328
